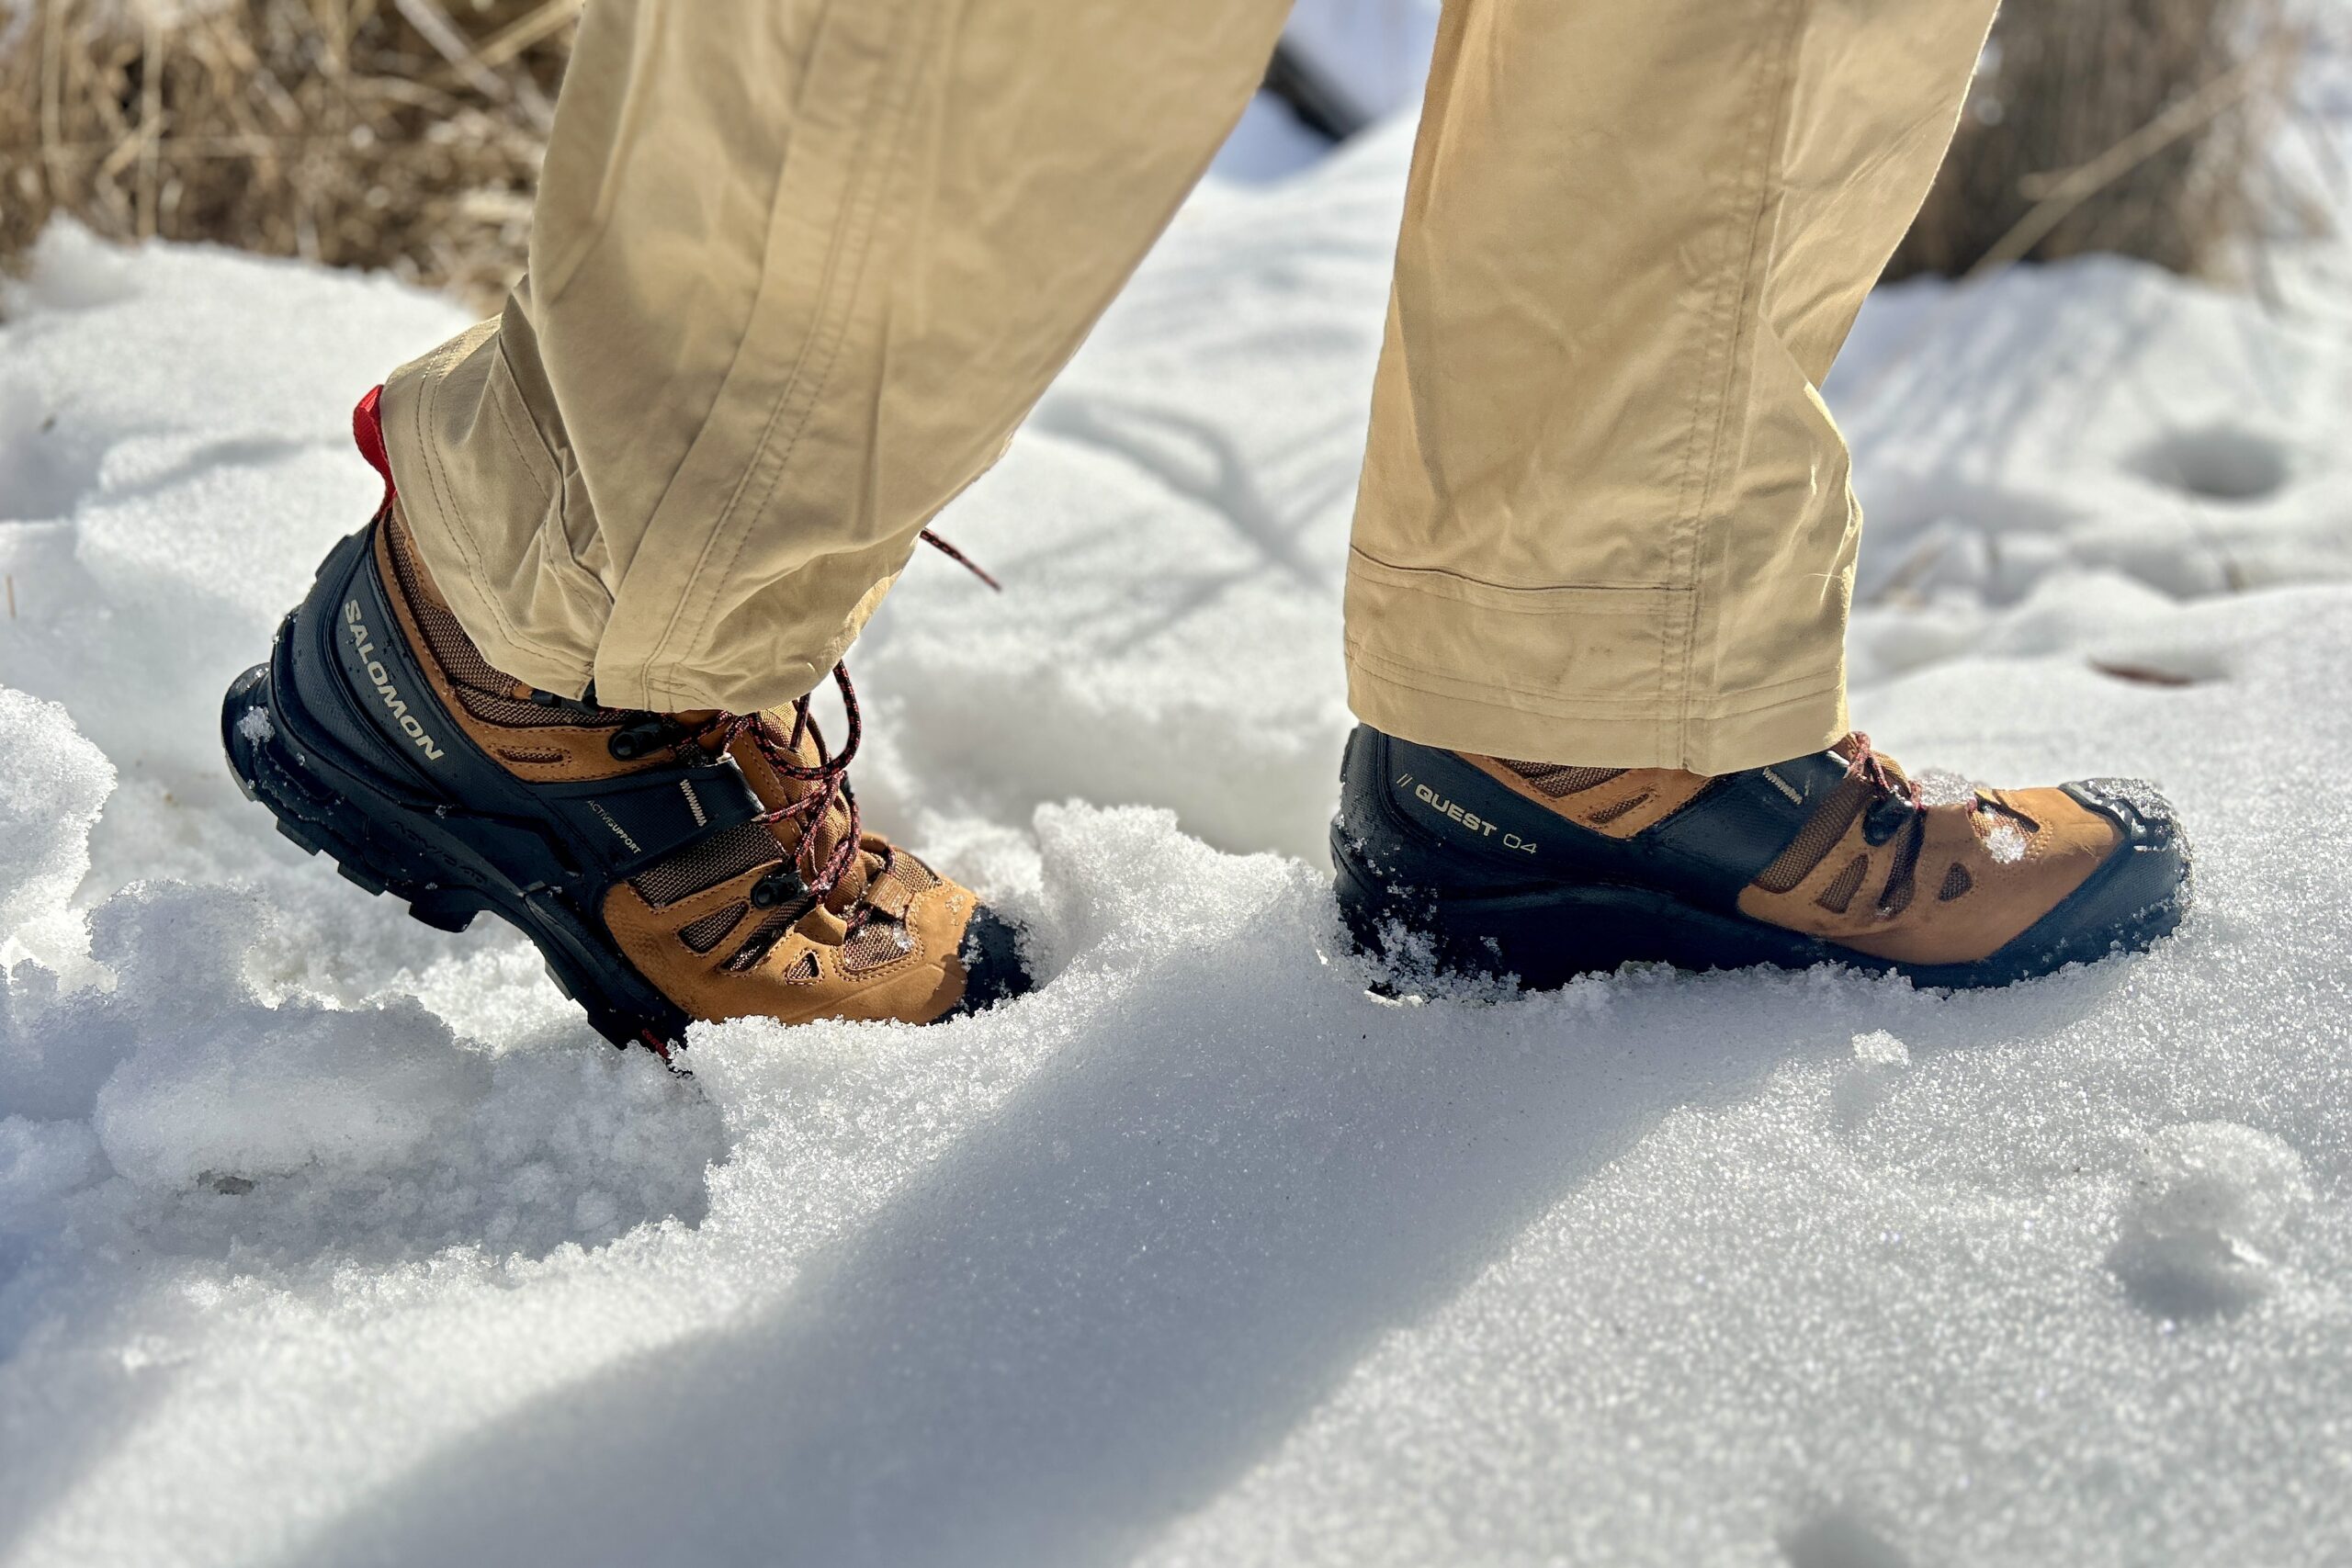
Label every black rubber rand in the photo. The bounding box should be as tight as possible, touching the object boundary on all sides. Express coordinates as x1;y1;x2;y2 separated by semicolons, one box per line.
220;519;772;1052
1329;725;2186;992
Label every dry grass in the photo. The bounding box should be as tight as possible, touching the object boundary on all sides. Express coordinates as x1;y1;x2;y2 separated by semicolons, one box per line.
1892;0;2317;282
0;0;579;308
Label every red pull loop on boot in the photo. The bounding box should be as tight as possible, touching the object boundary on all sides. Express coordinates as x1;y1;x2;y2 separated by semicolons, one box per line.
354;385;395;509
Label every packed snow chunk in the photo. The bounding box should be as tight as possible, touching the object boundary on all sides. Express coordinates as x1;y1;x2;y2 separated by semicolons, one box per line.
1831;1029;1914;1128
1983;818;2030;864
1849;1030;1910;1066
2108;1121;2312;1321
93;993;485;1189
0;686;113;948
1909;767;1979;808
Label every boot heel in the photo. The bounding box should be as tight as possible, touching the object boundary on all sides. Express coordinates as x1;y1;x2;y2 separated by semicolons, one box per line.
222;657;693;1053
221;661;430;911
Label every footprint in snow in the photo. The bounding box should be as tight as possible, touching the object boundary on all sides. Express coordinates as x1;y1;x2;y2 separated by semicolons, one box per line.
2107;1121;2309;1322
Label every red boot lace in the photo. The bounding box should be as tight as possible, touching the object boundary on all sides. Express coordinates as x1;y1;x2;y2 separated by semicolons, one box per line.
1838;732;1930;916
696;664;869;908
1840;732;1916;807
693;529;994;918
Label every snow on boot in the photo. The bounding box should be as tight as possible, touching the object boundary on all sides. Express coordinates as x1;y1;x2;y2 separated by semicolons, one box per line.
1332;724;2188;990
220;390;1028;1054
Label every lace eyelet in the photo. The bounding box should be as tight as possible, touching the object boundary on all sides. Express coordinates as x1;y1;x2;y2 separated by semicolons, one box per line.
750;865;808;909
1861;795;1914;846
608;717;676;761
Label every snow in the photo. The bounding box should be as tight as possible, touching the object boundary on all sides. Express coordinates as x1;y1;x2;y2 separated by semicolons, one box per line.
5;104;2352;1568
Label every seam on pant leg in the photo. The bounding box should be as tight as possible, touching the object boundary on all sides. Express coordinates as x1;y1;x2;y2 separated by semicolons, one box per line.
1346;547;1679;605
629;0;936;709
1348;634;1840;710
1668;0;1810;764
484;349;555;513
407;339;594;673
1657;28;1752;766
407;359;517;653
485;338;617;623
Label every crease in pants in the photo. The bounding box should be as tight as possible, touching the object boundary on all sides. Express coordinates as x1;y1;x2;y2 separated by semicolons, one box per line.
382;0;1997;773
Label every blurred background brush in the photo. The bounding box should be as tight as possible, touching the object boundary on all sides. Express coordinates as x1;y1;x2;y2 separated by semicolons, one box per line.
1890;0;2324;283
0;0;579;309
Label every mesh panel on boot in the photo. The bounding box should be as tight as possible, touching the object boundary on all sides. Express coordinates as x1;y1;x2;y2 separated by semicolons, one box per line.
383;515;591;729
874;852;940;905
1498;761;1625;797
724;905;805;973
842;918;914;973
629;821;777;908
1753;778;1871;895
1817;854;1870;915
1879;822;1927;919
1939;863;1973;901
1588;790;1653;827
677;902;749;954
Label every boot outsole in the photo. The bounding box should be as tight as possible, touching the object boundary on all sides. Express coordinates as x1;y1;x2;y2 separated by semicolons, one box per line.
1331;784;2190;995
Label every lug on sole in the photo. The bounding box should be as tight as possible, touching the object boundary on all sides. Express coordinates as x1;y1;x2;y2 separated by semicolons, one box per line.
220;660;691;1055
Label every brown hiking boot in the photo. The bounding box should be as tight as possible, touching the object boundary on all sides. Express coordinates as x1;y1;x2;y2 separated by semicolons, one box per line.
220;392;1027;1052
1333;725;2188;990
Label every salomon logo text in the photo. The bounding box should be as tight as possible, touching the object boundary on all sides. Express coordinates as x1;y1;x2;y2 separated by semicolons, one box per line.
344;601;447;761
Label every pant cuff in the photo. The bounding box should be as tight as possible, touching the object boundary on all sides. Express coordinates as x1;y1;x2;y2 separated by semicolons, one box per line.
1346;642;1848;775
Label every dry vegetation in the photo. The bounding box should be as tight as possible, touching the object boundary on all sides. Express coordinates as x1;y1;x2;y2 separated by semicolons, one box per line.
1892;0;2318;281
0;0;2324;307
1;0;578;308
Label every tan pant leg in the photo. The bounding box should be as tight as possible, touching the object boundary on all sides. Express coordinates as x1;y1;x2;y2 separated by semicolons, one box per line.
1344;0;2000;774
382;0;1291;713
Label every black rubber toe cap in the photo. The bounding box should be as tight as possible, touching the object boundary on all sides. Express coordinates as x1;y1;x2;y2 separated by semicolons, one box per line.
947;905;1033;1017
2063;777;2191;927
2065;776;2183;853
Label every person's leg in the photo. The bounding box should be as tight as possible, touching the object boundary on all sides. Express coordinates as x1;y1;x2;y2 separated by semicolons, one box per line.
1345;0;2000;775
1332;0;2191;990
383;0;1294;715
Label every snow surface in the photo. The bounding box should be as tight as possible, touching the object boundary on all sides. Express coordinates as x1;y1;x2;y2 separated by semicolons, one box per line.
5;111;2352;1567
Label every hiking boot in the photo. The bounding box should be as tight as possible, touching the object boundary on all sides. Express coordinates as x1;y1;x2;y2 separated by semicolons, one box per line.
1332;724;2188;990
221;390;1027;1053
